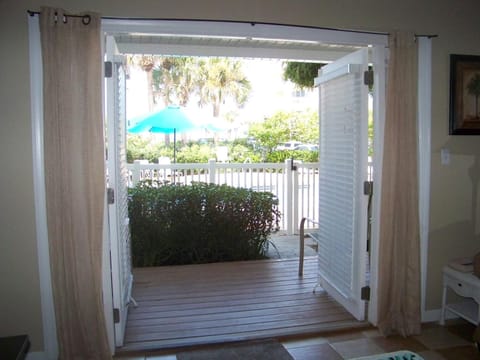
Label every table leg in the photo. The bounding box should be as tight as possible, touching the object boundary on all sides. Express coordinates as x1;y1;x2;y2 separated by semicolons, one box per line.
440;283;447;325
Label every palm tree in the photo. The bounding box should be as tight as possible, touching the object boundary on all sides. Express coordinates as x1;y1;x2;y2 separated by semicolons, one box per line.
467;73;480;119
196;58;251;118
126;55;157;111
151;57;200;145
152;57;198;107
175;58;198;107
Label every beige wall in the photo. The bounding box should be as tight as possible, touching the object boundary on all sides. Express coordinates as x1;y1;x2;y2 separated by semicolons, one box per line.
1;0;479;353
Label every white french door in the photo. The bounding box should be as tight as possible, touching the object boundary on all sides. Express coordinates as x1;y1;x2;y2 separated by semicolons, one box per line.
314;48;370;320
105;35;133;347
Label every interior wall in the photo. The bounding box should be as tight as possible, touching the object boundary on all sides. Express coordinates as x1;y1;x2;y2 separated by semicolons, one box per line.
0;0;44;352
1;0;480;353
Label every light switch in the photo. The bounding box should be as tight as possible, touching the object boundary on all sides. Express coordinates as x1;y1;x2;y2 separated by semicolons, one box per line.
441;148;450;165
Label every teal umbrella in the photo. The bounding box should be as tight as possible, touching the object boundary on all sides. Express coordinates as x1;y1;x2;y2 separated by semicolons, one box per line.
128;105;198;163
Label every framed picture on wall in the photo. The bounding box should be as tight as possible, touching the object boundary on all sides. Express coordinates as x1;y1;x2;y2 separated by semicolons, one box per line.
450;54;480;135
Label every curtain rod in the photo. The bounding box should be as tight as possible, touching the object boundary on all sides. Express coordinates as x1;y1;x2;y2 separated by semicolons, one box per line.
27;10;438;38
28;10;91;25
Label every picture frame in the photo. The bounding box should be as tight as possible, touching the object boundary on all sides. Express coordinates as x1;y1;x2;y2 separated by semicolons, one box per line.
449;54;480;135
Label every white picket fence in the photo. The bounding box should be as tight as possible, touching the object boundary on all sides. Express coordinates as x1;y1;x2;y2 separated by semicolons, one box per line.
126;159;373;234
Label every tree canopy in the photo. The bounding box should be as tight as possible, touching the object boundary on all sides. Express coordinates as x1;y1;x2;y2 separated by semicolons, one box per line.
196;58;251;117
129;56;251;118
248;110;318;153
282;62;326;89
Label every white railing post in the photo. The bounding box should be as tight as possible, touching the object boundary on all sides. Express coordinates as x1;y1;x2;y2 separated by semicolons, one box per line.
285;159;293;235
292;161;299;234
208;158;216;184
132;160;142;186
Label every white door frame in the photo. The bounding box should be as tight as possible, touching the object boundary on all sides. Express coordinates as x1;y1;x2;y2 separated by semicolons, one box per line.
417;38;432;322
28;14;59;360
367;44;387;325
30;17;431;357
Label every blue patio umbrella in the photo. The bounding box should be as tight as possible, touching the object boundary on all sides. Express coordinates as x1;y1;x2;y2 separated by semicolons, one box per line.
128;105;198;163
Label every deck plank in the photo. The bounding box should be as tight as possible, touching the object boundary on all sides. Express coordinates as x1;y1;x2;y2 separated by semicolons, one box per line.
120;257;363;353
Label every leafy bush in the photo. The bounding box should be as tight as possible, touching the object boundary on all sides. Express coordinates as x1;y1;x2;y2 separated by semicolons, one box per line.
228;143;262;163
248;110;318;148
128;182;281;267
127;135;164;163
176;144;215;163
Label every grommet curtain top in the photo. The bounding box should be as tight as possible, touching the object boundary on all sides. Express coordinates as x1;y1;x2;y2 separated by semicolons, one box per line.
28;9;91;25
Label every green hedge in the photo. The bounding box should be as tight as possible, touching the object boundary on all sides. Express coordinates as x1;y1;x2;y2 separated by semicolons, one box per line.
128;182;281;266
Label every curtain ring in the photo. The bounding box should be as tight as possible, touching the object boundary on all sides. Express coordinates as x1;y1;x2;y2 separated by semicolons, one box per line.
63;14;68;24
54;11;58;24
82;15;91;25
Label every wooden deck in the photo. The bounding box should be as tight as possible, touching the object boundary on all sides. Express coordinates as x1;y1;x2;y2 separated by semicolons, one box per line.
120;257;363;353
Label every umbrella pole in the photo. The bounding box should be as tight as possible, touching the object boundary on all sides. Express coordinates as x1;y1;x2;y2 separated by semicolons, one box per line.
173;129;176;183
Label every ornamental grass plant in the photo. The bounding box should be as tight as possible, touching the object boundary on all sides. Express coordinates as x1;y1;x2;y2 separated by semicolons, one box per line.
128;181;280;267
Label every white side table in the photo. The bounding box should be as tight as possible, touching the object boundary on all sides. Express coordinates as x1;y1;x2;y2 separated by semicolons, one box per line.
440;265;480;325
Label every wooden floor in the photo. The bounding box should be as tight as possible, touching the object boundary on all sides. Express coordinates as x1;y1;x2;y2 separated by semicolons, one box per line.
120;257;363;353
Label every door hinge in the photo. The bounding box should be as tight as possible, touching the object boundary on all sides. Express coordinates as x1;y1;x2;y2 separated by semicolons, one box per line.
363;181;373;196
361;286;370;301
107;187;115;204
364;69;374;87
113;308;120;324
104;61;113;78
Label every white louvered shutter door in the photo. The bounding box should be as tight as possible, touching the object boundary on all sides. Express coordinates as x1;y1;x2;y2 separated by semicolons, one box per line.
106;36;133;346
314;48;369;320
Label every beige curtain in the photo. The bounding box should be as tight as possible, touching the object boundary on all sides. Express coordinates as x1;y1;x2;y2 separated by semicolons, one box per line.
40;7;111;359
377;32;421;337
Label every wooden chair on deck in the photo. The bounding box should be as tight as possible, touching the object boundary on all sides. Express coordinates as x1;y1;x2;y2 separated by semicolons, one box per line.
298;217;320;277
